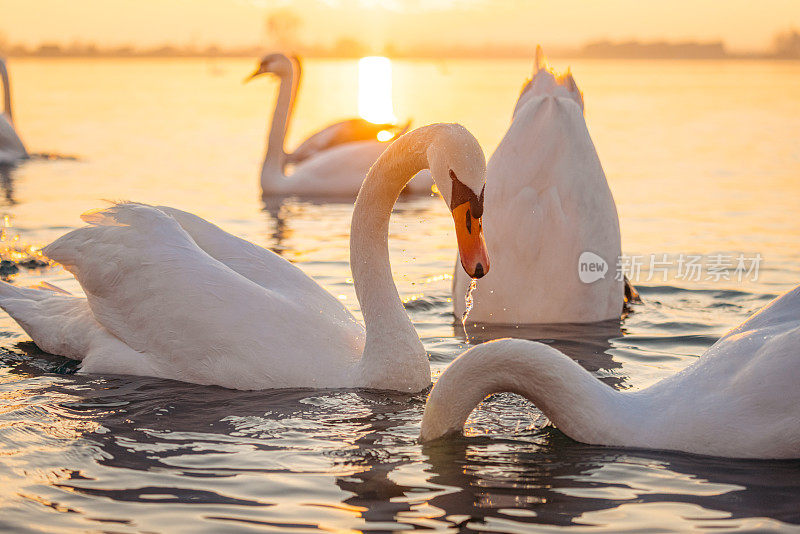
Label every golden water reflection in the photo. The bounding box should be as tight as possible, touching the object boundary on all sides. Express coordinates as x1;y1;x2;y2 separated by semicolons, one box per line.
0;57;797;531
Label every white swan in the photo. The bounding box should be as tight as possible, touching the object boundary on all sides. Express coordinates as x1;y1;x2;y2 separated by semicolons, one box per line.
453;47;623;323
248;53;429;197
421;284;800;459
0;57;27;164
0;123;489;391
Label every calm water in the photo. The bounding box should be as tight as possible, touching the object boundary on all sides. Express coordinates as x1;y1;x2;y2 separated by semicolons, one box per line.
0;58;799;532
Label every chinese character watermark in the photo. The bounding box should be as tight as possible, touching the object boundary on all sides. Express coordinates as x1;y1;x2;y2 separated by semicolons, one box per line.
579;252;763;284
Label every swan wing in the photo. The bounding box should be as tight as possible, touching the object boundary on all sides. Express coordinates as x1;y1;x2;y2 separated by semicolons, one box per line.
288;119;404;165
0;283;159;375
41;203;364;388
720;284;800;341
153;205;361;337
0;283;104;360
638;285;800;458
679;284;800;370
276;140;389;196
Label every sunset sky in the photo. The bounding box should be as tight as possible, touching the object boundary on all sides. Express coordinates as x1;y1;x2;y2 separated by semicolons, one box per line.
1;0;799;52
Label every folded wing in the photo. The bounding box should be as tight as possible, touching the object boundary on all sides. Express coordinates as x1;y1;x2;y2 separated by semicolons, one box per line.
41;203;363;388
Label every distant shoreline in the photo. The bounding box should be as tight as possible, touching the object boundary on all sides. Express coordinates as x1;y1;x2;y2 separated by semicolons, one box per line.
4;52;797;61
3;36;799;61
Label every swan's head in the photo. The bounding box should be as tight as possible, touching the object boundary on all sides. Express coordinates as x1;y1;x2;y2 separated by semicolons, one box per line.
426;124;490;279
420;339;575;443
420;339;536;442
246;53;293;81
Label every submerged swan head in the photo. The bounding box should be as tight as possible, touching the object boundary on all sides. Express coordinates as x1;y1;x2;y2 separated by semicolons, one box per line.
419;338;615;443
419;339;530;442
424;125;490;279
246;53;294;81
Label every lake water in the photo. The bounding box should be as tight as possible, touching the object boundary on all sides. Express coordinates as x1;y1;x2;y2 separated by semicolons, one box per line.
0;57;799;532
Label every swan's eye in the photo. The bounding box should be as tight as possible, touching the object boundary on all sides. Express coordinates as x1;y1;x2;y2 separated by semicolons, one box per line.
465;208;472;233
449;171;485;219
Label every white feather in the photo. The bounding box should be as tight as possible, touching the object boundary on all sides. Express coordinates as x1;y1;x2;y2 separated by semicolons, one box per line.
0;124;483;392
423;285;800;459
453;49;619;323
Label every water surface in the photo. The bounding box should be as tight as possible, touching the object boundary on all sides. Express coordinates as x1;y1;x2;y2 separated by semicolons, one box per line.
0;57;798;532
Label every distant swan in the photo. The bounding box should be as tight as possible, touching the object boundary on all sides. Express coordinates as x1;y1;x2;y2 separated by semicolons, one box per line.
453;47;625;323
0;57;27;164
0;124;489;391
248;53;429;197
422;284;800;459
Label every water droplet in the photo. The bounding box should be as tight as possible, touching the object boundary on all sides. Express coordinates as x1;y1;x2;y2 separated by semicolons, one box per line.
461;278;478;339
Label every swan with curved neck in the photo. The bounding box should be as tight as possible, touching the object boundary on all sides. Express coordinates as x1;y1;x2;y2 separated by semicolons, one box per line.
247;53;427;197
0;123;488;391
0;57;27;164
422;284;800;459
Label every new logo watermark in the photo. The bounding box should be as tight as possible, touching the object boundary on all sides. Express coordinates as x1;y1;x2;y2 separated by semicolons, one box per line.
578;251;608;283
578;252;763;284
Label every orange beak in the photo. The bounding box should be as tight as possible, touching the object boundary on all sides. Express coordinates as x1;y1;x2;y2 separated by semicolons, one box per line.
452;202;490;278
244;68;261;83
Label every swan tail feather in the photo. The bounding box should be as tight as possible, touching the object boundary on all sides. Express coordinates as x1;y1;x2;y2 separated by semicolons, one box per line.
47;204;170;274
560;71;585;113
515;47;584;117
43;203;175;296
31;281;72;295
0;282;99;360
534;45;547;74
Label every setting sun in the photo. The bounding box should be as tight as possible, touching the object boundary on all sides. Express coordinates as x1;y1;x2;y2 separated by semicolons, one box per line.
358;56;396;124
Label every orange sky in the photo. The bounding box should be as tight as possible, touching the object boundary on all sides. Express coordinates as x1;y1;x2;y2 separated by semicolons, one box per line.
1;0;798;52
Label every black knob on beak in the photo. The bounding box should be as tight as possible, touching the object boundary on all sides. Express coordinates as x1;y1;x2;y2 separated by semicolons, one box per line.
473;263;485;279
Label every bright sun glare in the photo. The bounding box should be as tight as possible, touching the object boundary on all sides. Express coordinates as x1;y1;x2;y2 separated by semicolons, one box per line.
358;56;396;124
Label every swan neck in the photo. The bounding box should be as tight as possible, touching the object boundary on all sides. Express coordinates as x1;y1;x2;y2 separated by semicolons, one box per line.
1;60;12;123
421;340;635;443
263;69;294;177
350;128;436;391
290;58;301;111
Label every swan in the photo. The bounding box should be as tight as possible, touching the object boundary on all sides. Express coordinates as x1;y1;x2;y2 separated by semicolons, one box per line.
247;53;429;197
421;284;800;459
0;57;27;164
452;47;624;324
0;123;489;391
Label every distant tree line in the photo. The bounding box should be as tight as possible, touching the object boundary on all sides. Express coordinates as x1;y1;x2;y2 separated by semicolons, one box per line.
582;31;800;59
581;40;727;59
1;26;798;60
772;29;800;58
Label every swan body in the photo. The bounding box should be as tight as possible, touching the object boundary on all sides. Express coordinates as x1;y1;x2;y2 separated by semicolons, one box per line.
0;124;489;391
0;57;27;164
286;118;409;166
250;54;429;197
453;47;622;323
422;284;800;459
